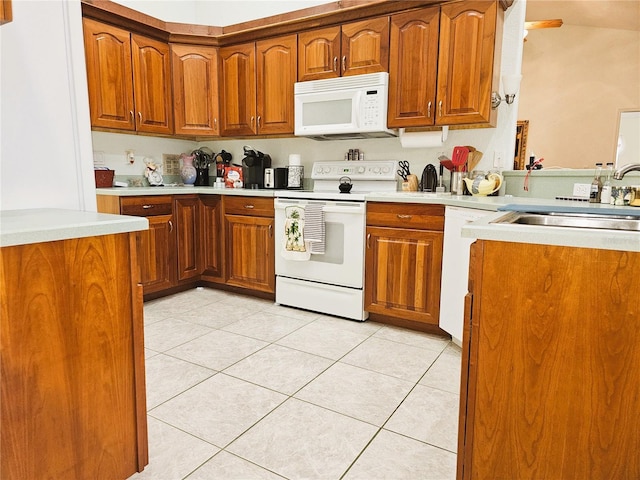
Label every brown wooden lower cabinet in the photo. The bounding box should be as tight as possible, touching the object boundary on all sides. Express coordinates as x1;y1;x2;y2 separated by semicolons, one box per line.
365;202;444;325
0;232;147;479
458;240;640;480
174;195;202;282
200;195;225;283
223;196;275;293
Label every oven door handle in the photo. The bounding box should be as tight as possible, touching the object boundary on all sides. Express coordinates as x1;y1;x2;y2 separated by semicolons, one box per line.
322;206;364;214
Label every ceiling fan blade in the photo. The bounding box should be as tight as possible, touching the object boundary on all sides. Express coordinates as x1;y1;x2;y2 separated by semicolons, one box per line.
524;19;563;30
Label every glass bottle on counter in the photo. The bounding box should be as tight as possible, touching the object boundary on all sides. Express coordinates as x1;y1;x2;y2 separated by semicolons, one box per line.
600;162;614;204
589;162;602;203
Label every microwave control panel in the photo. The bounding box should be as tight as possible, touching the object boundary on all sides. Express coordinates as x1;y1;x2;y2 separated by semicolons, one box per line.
361;90;382;127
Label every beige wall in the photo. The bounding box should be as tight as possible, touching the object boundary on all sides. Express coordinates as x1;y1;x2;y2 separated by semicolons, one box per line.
518;25;640;169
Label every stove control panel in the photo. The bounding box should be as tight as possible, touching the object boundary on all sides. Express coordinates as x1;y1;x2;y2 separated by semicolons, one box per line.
312;161;397;180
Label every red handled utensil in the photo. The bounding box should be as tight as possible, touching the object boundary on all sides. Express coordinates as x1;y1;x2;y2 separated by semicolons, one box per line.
452;146;469;172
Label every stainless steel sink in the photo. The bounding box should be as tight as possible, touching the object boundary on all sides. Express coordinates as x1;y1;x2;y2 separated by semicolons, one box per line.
492;211;640;232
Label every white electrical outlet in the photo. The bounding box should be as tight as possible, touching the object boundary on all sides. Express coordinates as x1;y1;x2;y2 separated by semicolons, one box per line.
573;183;591;198
126;150;135;164
493;151;504;168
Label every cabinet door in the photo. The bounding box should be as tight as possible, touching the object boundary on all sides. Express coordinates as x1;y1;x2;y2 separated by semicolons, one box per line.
131;34;173;134
256;35;297;134
200;196;224;283
219;43;257;136
365;226;443;325
225;215;274;293
171;44;219;136
459;241;640;480
0;233;146;478
82;18;135;130
341;17;390;77
174;195;202;282
136;214;175;294
388;7;439;127
436;1;498;125
0;0;12;25
298;26;341;81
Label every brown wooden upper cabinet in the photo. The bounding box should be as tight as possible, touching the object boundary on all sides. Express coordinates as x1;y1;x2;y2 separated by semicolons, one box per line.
0;0;12;25
388;2;499;128
387;7;440;128
171;44;220;136
298;16;389;81
219;35;296;136
436;1;499;125
83;18;173;134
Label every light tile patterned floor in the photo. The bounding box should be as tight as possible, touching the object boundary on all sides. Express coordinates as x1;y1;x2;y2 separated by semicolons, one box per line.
129;288;462;480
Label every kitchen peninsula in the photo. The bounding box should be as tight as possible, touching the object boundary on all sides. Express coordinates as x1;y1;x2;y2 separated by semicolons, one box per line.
0;210;149;478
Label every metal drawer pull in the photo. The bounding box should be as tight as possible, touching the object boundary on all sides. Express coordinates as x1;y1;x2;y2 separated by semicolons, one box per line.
427;101;432;118
250;116;255;126
257;115;261;127
168;220;173;232
138;111;142;122
342;55;346;72
142;205;154;209
366;233;371;249
214;118;217;130
438;100;443;117
129;111;134;121
397;214;412;219
269;224;273;237
244;204;255;209
333;56;338;72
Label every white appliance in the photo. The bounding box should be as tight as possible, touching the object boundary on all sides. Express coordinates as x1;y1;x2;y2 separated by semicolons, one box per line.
275;160;397;320
439;206;489;345
294;72;397;141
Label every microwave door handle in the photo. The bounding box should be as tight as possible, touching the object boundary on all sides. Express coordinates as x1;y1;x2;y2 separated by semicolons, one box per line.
353;90;362;128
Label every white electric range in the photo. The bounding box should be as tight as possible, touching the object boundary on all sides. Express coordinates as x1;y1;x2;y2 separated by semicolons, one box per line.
274;161;397;320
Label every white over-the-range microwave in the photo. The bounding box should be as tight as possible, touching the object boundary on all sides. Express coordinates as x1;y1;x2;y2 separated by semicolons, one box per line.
294;72;397;141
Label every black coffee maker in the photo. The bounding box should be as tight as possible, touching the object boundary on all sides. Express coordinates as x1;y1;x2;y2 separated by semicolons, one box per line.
242;146;272;189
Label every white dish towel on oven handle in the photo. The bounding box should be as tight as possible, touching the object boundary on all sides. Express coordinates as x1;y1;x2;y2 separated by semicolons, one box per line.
303;203;325;254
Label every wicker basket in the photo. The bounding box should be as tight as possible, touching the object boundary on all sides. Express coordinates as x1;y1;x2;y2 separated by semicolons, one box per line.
94;169;115;188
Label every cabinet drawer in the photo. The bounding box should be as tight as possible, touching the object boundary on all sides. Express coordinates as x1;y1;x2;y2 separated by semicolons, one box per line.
366;202;444;231
224;196;274;217
120;196;173;216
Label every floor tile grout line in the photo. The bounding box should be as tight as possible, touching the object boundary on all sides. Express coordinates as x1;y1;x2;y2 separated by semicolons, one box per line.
141;288;459;479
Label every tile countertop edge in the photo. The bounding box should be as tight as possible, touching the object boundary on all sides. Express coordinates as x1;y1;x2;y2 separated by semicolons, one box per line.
462;211;640;253
1;209;149;248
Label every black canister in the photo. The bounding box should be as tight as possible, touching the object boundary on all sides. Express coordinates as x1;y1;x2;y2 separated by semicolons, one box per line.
194;167;209;186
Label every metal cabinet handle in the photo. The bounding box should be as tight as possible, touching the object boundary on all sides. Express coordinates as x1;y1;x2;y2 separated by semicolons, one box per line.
333;56;338;72
250;116;255;126
138;111;142;122
366;233;371;249
397;214;412;219
168;220;173;232
269;224;273;237
427;101;432;118
214;118;217;131
257;115;261;128
342;55;346;73
142;205;154;209
129;111;134;122
438;100;443;117
244;204;255;209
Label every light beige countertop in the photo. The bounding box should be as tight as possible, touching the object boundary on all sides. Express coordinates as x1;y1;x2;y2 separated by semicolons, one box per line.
95;187;640;252
96;186;275;197
1;209;149;247
462;210;640;253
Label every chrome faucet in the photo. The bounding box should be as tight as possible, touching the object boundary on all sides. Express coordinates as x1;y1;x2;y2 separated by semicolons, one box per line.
613;163;640;180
